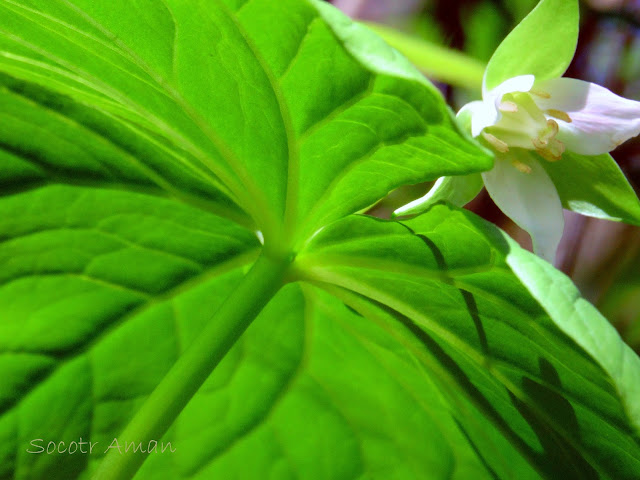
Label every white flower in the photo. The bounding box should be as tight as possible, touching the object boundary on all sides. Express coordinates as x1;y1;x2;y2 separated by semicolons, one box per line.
458;74;640;262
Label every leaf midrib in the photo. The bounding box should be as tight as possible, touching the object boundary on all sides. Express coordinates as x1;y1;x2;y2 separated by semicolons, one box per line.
216;1;301;244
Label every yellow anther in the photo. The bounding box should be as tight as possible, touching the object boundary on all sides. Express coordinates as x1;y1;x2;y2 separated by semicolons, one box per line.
512;160;532;174
499;101;518;113
482;132;510;153
530;88;551;99
546;109;572;123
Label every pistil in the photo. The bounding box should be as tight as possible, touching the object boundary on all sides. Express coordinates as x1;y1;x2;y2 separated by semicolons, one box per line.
532;119;565;161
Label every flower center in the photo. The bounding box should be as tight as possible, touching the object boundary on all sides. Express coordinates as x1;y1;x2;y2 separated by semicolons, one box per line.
482;91;571;167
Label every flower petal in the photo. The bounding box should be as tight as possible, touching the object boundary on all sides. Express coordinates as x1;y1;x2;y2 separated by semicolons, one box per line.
534;77;640;155
486;74;536;105
482;153;564;263
458;100;497;138
460;75;536;138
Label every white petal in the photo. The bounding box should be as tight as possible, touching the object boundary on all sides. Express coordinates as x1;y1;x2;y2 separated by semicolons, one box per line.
534;77;640;155
482;155;564;263
487;74;536;105
483;73;536;99
458;100;497;138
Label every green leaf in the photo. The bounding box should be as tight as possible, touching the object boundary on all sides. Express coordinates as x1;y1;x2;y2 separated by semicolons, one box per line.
484;0;579;91
0;186;260;479
138;283;494;480
541;152;640;225
0;0;490;249
393;108;489;218
0;0;488;476
499;231;640;432
0;1;638;479
297;205;640;479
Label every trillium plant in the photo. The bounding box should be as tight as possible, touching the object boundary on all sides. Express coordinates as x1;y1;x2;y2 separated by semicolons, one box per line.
1;0;640;479
396;0;640;262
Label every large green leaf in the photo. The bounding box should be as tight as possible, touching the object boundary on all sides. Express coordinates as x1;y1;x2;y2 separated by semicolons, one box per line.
0;187;260;479
0;0;490;246
296;205;640;479
1;1;639;480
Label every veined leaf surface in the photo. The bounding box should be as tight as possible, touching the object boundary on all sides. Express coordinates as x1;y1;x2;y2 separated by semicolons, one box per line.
0;1;638;479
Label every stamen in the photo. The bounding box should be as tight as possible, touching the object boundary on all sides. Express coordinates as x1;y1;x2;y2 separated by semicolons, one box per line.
499;101;518;113
482;132;509;153
530;88;551;99
546;109;572;123
512;160;532;174
537;150;562;162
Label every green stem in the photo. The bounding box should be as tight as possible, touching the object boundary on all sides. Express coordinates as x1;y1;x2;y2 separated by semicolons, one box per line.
364;22;485;90
92;253;290;480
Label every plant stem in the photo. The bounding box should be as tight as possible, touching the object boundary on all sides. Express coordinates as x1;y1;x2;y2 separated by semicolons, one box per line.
364;22;485;91
92;253;291;480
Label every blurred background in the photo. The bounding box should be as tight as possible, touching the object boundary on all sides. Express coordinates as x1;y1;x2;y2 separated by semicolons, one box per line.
329;0;640;352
